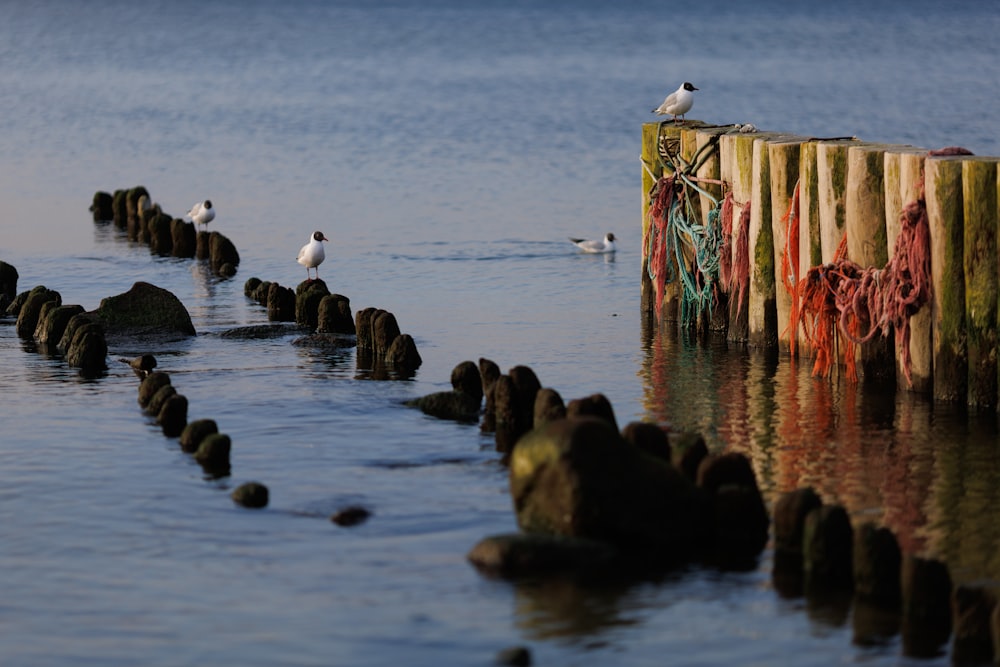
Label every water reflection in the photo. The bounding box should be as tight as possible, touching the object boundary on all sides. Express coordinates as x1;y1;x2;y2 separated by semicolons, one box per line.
639;316;1000;583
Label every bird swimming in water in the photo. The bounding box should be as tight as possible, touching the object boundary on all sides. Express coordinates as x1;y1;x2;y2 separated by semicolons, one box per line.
297;230;329;280
187;200;215;229
569;233;617;254
652;82;698;122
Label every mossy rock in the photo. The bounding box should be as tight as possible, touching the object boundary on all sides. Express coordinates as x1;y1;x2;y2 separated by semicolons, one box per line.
93;282;195;340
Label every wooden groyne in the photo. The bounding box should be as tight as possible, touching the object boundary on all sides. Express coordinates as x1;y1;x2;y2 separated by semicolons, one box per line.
641;121;998;407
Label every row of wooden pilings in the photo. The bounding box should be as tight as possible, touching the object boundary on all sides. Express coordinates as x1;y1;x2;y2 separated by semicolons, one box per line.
641;121;999;407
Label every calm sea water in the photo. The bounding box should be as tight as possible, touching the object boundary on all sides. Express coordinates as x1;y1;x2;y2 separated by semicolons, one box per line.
1;1;999;665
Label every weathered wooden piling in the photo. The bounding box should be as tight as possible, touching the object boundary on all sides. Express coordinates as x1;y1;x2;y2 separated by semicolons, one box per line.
747;134;781;348
884;148;931;392
925;156;967;403
719;131;755;343
768;138;804;353
962;157;998;408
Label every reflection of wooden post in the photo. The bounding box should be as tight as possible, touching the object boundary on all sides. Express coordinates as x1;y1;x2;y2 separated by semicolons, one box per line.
768;139;804;353
962;157;998;408
846;144;892;384
720;132;755;344
884;148;931;392
926;156;966;403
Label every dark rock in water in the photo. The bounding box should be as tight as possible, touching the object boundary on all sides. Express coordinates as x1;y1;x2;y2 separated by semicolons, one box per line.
900;555;952;658
125;354;157;378
492;366;541;447
171;218;196;258
15;286;61;339
36;304;85;347
533;387;565;428
146;384;177;416
243;277;262;299
479;358;501;433
621;421;671;463
509;366;540;427
220;323;308;340
65;321;108;376
669;431;708;482
92;281;195;341
773;487;822;569
354;307;379;351
803;504;853;591
467;532;619;579
0;260;19;306
5;289;32;318
112;189;128;228
372;310;400;356
566;393;618;431
125;186;149;231
180;418;218;453
406;390;481;422
209;232;240;277
317;294;355;334
331;505;371;526
291;332;356;349
267;283;296;322
950;585;996;664
231;482;269;509
138;371;171;408
385;333;421;370
296;279;330;329
451;361;483;401
148;212;174;256
158;393;188;437
494;645;532;667
90;191;114;222
57;313;100;353
252;280;272;305
509;416;704;562
853;522;901;608
195;433;231;476
696;452;769;565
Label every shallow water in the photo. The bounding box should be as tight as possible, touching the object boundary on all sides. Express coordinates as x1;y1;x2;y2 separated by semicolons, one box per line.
2;1;999;665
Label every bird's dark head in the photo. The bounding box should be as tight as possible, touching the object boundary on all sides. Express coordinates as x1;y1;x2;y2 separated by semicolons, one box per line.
204;200;213;209
313;231;329;242
683;82;698;91
606;233;616;242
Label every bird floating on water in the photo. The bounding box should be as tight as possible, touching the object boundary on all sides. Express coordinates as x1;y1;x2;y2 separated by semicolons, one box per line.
653;82;698;123
187;200;215;229
569;233;617;254
297;230;329;280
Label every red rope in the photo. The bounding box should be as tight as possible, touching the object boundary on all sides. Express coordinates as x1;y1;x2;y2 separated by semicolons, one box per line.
645;175;678;318
729;202;751;324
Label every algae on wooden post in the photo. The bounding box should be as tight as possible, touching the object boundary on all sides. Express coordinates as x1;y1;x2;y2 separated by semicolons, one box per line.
962;157;998;408
926;156;967;403
720;132;756;344
816;140;857;262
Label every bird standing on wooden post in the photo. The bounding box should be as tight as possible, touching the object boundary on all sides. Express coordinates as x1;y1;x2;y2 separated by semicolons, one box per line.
653;82;698;123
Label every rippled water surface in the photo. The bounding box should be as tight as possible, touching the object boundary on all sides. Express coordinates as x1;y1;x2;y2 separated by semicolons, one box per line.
2;1;999;665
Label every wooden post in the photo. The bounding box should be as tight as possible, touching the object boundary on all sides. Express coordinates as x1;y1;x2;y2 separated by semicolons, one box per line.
768;139;805;353
797;141;822;354
696;127;730;333
846;144;892;384
962;157;998;408
817;140;860;262
720;131;756;343
641;122;662;317
926;156;967;403
884;147;931;393
748;134;781;348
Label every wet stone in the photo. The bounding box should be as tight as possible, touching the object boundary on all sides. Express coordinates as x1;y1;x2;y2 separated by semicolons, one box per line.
566;392;617;431
158;394;188;438
231;482;269;509
331;506;371;526
180;419;218;454
138;371;172;408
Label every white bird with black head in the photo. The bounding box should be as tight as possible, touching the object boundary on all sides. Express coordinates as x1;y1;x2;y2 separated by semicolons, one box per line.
297;230;329;280
187;199;215;229
569;232;616;254
653;82;698;123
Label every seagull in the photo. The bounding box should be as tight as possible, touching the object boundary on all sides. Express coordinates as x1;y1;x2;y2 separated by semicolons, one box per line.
297;231;329;280
187;200;215;229
569;233;617;254
653;82;698;122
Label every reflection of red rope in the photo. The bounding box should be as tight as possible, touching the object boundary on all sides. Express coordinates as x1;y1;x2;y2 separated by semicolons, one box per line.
796;187;931;386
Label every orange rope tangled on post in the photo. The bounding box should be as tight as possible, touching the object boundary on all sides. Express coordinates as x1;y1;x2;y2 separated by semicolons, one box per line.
796;185;931;385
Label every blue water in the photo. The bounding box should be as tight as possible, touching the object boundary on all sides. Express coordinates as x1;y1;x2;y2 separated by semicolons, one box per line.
1;1;999;665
